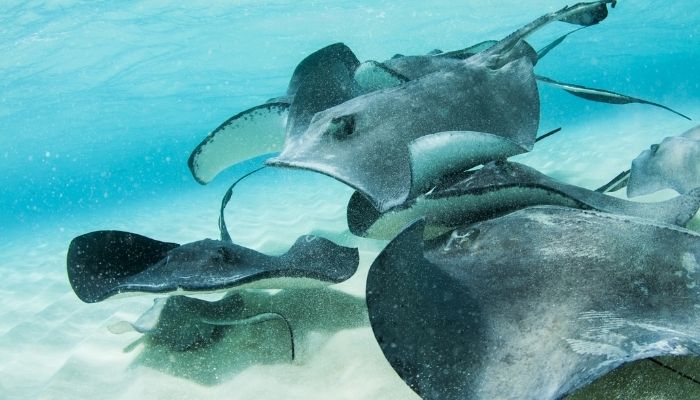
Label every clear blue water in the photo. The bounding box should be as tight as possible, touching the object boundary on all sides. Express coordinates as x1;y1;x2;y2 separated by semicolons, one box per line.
1;1;700;398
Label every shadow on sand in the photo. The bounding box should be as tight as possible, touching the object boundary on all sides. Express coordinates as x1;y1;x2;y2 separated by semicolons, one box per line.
127;287;368;385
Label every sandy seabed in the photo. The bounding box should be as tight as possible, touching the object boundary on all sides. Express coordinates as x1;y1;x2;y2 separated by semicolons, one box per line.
3;109;700;399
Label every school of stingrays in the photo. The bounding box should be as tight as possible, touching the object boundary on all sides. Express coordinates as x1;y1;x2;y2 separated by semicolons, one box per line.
66;1;700;399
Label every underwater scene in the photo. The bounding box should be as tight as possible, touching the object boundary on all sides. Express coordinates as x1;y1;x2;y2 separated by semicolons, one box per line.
2;0;700;399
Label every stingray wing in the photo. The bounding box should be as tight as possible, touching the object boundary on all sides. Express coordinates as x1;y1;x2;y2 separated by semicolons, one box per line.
188;102;290;184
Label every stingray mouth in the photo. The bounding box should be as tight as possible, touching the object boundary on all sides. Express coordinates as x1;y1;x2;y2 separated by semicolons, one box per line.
266;155;406;213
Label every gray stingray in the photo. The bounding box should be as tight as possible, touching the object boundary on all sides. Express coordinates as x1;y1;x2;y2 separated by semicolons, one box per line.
347;160;700;239
67;230;358;303
188;42;360;184
627;124;700;197
108;293;295;356
366;206;700;400
268;2;620;213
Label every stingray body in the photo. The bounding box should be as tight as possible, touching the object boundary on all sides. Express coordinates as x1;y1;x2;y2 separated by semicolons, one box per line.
347;160;700;239
367;207;700;400
627;124;700;197
67;230;358;303
269;49;540;212
268;1;621;213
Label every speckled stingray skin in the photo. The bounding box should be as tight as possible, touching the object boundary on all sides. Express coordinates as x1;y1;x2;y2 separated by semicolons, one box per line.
367;206;700;400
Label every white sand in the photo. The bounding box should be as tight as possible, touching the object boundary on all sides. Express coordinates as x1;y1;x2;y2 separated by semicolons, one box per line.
2;109;700;399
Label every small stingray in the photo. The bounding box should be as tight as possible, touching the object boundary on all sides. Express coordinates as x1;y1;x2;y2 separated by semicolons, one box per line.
268;2;619;213
347;160;700;239
109;293;295;357
188;43;360;184
67;230;359;303
627;124;700;197
367;207;700;400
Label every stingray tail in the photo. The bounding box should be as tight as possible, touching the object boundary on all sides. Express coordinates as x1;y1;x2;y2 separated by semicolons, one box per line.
535;127;563;143
536;75;692;120
595;169;631;193
219;164;268;242
536;26;588;60
67;231;180;303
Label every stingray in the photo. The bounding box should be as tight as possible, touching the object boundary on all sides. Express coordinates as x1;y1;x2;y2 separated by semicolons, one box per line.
268;1;624;213
624;124;700;197
188;42;360;184
366;206;700;400
67;230;359;303
108;293;296;357
347;160;700;239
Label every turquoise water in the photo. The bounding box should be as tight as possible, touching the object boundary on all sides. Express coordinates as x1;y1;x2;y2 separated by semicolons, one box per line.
1;1;700;399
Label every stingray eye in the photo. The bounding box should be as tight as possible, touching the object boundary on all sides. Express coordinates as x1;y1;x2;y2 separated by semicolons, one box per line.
327;114;356;139
650;144;660;155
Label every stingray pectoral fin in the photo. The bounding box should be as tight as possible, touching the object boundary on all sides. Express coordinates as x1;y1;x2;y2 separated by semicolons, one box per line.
67;231;180;303
347;191;383;237
366;220;481;398
559;0;614;26
188;102;290;184
354;60;409;92
279;235;360;283
409;131;530;198
536;75;692;120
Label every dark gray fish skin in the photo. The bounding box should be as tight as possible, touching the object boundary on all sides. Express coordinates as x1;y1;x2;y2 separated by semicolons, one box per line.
285;43;362;139
67;231;359;303
628;125;700;197
367;207;700;400
348;161;700;239
286;42;359;98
